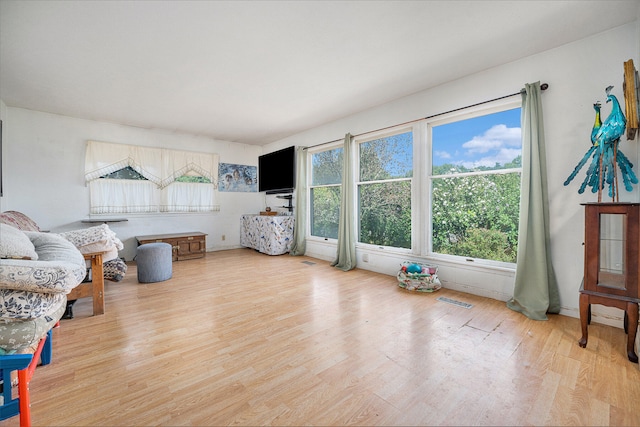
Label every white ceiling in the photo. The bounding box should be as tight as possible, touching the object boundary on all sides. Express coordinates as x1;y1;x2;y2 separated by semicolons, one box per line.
1;1;639;146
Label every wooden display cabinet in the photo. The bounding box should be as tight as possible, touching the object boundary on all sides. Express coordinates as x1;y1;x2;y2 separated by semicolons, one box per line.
578;202;639;363
136;232;207;261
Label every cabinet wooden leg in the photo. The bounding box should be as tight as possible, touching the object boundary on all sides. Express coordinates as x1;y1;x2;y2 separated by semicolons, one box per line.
625;301;638;363
579;293;589;348
623;310;628;334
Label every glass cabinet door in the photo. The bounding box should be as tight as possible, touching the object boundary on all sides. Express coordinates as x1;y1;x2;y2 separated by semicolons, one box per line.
598;213;626;290
582;202;639;299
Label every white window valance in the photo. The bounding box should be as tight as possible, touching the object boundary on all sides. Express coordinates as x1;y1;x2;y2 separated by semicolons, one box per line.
161;148;219;188
85;141;219;189
85;140;220;214
85;141;163;186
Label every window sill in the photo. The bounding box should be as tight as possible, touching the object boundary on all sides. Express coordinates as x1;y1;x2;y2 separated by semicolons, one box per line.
426;253;516;274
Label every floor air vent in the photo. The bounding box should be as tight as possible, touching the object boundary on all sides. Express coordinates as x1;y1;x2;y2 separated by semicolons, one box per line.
436;296;473;309
302;261;316;265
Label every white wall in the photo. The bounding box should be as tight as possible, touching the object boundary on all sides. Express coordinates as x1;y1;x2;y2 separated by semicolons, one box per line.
264;22;640;324
0;99;6;123
0;108;265;260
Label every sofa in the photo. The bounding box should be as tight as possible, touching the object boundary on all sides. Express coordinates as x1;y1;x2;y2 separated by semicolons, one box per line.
0;224;87;423
0;211;127;283
0;224;86;353
0;211;128;318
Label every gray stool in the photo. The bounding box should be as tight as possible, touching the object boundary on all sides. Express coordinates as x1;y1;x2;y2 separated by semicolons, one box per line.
136;242;172;283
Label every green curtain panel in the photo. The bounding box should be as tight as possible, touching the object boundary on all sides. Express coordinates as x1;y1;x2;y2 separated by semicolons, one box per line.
331;133;357;271
290;147;307;256
507;82;561;320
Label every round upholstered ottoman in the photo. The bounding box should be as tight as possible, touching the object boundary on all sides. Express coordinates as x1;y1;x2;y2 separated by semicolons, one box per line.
136;242;172;283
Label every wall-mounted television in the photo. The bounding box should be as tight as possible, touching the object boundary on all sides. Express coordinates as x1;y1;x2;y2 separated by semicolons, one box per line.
258;146;296;194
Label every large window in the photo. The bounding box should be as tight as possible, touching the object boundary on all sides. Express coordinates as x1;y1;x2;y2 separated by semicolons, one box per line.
309;146;343;239
430;106;521;263
357;129;413;249
305;100;521;266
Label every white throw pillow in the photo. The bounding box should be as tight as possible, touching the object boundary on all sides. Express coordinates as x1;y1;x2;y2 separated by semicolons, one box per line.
0;223;38;260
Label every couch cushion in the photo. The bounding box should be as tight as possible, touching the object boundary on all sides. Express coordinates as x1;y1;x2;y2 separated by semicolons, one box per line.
0;289;66;320
0;224;38;260
0;260;86;295
103;257;128;282
25;232;85;267
59;224;124;251
0;300;66;354
0;232;86;294
0;211;41;232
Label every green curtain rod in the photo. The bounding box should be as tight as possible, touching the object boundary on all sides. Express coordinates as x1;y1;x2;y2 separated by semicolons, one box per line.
302;83;549;150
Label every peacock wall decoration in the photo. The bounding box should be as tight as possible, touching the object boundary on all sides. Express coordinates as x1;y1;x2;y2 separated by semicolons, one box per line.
564;85;638;201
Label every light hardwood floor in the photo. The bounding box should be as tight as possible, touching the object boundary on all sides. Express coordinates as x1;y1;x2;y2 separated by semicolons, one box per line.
2;248;639;426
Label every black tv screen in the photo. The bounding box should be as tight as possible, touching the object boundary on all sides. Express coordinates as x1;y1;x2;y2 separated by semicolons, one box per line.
258;146;296;194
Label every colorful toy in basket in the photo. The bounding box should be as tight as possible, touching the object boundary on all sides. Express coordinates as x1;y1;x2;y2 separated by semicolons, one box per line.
397;262;441;292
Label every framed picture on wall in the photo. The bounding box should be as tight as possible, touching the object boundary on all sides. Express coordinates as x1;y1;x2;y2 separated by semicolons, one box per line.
218;163;257;192
624;59;639;140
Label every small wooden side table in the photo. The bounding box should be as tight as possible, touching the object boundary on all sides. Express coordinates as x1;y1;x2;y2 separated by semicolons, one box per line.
67;251;105;316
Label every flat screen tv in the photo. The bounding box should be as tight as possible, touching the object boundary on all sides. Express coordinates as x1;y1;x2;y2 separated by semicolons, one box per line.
258;146;296;194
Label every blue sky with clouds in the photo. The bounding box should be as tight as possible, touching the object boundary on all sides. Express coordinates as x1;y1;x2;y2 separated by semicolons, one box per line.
432;108;521;168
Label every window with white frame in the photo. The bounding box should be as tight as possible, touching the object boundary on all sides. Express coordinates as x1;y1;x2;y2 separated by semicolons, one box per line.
357;128;413;249
429;104;521;263
304;100;522;267
309;146;343;239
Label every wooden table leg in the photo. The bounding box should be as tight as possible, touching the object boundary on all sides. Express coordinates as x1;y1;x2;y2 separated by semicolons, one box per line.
68;252;106;316
625;301;638;363
90;254;105;316
578;293;590;348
